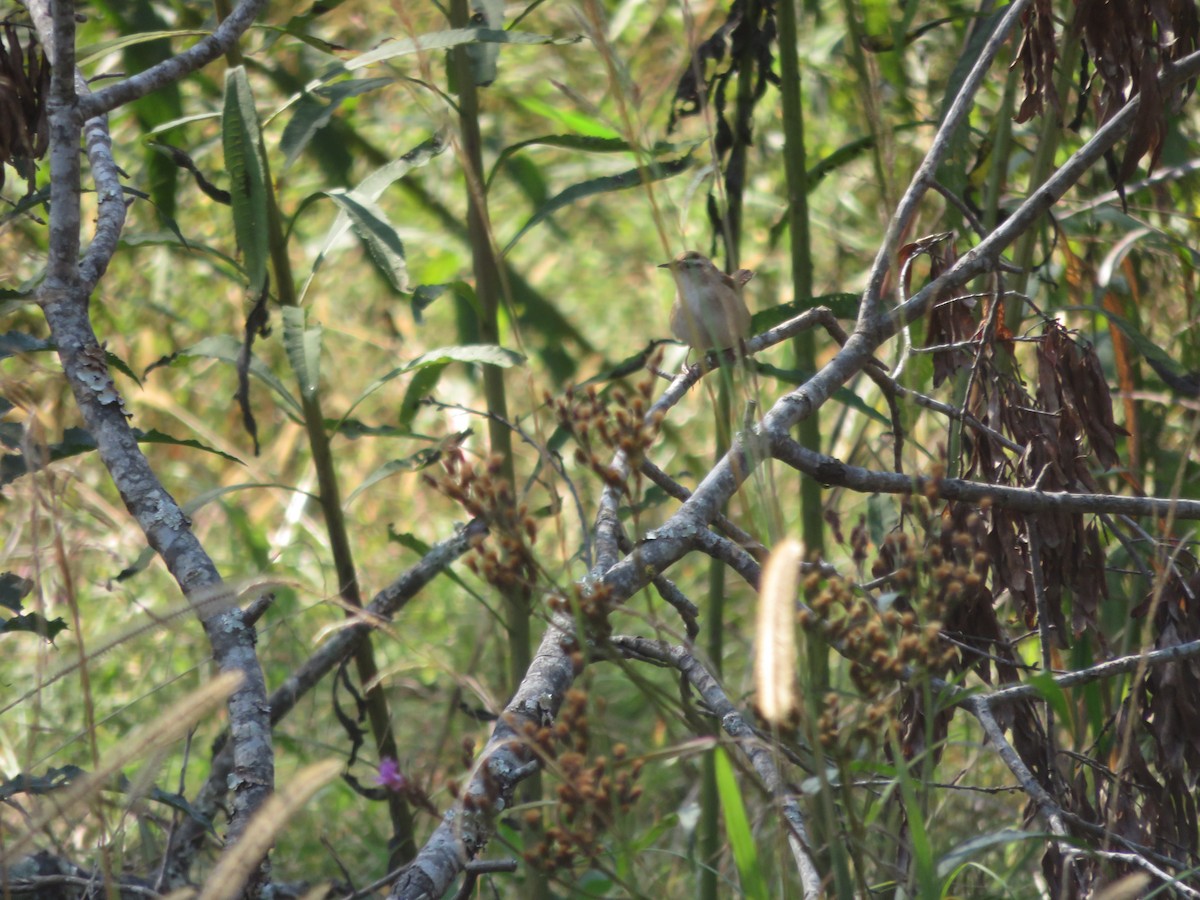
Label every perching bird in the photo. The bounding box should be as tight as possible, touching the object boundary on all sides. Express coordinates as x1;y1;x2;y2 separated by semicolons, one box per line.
658;250;754;352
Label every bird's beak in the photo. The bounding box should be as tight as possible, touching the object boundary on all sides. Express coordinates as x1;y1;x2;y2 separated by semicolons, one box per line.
657;262;670;269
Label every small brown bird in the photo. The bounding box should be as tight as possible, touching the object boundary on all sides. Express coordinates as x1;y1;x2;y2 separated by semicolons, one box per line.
658;251;754;352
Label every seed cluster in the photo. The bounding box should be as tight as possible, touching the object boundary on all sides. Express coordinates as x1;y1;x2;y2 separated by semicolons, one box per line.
521;689;644;874
425;449;539;595
801;513;989;750
547;361;665;495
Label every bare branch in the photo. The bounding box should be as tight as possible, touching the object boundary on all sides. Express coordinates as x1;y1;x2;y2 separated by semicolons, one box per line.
964;695;1069;837
78;0;270;119
164;520;488;883
611;636;823;900
859;0;1033;323
981;638;1200;706
769;433;1200;520
30;0;274;854
387;615;578;900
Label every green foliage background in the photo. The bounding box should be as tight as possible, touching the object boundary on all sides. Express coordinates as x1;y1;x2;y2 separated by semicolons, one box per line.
3;0;1200;896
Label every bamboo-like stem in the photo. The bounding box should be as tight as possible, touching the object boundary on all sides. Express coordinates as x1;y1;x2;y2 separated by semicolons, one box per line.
447;3;541;895
213;0;415;863
777;0;828;688
447;0;528;701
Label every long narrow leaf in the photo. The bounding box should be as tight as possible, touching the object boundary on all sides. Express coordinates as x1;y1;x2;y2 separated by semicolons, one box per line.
296;134;446;303
282;306;323;398
345;442;450;506
503;156;694;255
280;77;390;170
713;747;770;900
342;344;524;424
222;68;270;292
0;427;242;488
347;28;581;72
487;135;699;188
146;335;303;419
324;190;409;292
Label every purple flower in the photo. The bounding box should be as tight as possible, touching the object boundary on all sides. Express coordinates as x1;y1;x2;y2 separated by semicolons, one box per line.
376;757;408;792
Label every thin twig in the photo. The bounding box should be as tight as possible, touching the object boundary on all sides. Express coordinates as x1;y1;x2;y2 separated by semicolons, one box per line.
770;434;1200;519
610;636;823;900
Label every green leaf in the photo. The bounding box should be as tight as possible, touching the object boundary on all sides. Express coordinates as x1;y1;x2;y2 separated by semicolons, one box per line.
330;418;413;439
346;28;581;72
345;444;448;506
751;293;861;332
516;96;620;138
714;747;769;900
769;122;931;247
465;0;505;86
145;335;303;419
222;67;270;292
387;529;432;555
487;134;686;188
1063;305;1181;377
296;134;447;303
399;362;447;428
502;154;552;211
130;429;242;464
0;425;242;488
280;77;390;170
0;427;92;485
282;306;323;398
324;190;409;292
753;363;891;428
118;231;243;275
0;766;84;800
412;282;458;323
76;30;209;67
0;187;51;230
344;344;525;423
129;778;216;832
0;332;52;358
0;326;141;386
1025;671;1072;724
937;830;1043;879
574;871;614;893
503;156;694;255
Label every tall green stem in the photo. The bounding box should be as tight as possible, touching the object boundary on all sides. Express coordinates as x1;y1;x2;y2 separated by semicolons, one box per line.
779;2;855;893
264;104;416;872
448;0;528;700
212;0;415;866
448;3;541;895
778;0;827;686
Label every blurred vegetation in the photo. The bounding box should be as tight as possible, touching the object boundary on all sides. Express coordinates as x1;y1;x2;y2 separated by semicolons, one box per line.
3;0;1200;896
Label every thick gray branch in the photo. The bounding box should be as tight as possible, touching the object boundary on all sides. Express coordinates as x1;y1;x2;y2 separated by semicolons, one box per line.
164;520;487;883
38;293;275;842
31;0;274;850
388;616;577;900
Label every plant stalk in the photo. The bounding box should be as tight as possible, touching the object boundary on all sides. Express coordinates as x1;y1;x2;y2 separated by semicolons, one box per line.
214;0;416;860
448;3;541;895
